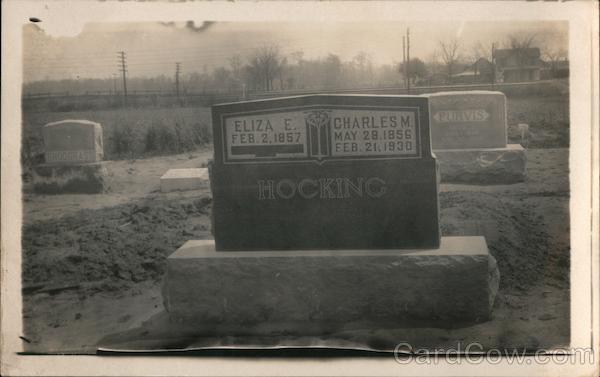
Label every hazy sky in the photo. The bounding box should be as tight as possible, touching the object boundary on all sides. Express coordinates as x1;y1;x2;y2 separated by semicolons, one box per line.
23;21;568;82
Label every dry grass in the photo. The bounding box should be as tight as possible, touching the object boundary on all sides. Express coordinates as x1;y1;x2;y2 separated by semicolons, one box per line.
22;107;213;163
506;95;569;148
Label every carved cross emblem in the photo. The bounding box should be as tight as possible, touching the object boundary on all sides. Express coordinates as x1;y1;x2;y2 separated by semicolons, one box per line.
305;110;331;162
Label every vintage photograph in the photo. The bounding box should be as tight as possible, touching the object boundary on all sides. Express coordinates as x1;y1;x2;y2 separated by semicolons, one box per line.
18;18;572;353
2;2;597;375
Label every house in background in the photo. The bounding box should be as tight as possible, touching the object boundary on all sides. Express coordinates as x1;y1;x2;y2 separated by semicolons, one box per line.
493;47;544;82
450;58;494;84
541;59;570;79
552;60;570;78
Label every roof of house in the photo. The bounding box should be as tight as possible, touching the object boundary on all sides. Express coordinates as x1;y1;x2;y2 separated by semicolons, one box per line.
471;58;493;70
473;57;492;65
451;70;478;77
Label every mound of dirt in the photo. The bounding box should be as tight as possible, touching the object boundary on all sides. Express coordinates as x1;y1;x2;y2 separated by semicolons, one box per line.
22;196;212;294
440;190;568;291
22;188;569;296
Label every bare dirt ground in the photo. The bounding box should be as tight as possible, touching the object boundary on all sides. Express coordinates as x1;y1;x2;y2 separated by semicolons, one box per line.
20;147;569;354
23;149;213;222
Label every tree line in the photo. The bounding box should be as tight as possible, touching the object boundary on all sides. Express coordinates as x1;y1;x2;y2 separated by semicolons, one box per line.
24;33;567;96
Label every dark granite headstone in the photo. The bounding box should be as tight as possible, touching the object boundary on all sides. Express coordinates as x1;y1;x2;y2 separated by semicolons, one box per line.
210;95;440;251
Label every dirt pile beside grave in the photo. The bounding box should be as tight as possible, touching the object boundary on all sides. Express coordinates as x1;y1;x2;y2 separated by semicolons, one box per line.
440;190;569;290
22;187;568;296
22;196;212;294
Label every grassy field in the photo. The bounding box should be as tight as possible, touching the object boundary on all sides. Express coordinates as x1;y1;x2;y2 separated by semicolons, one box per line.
22;107;213;165
506;95;569;148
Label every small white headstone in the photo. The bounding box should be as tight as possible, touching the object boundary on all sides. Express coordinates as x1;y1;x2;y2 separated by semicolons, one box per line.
43;120;103;164
517;123;530;144
160;168;209;192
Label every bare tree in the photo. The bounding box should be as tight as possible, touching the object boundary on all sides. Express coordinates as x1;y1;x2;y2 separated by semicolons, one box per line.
469;41;488;63
505;33;537;49
353;51;370;70
426;50;440;73
243;56;262;91
542;47;568;77
288;51;305;90
398;58;428;82
352;51;372;86
289;50;305;65
212;67;232;93
323;54;343;88
228;54;242;82
242;45;281;91
505;33;538;68
468;41;491;77
438;39;461;82
253;45;281;91
278;56;288;90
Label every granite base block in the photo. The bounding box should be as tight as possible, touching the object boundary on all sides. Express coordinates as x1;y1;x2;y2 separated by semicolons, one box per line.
162;237;499;331
32;162;108;194
434;144;526;184
160;168;209;193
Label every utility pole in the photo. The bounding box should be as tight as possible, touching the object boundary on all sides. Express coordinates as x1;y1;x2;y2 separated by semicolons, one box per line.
491;42;496;89
402;36;406;90
406;28;411;93
117;51;128;106
175;62;181;100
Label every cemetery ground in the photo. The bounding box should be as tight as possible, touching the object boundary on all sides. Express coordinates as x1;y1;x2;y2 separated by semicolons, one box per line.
20;91;570;353
20;146;569;353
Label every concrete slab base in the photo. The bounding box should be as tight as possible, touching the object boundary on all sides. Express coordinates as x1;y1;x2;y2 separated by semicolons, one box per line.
162;237;499;333
434;144;526;184
32;162;108;194
160;168;208;193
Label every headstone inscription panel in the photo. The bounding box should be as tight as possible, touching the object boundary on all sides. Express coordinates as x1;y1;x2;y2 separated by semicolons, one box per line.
428;91;507;150
211;95;440;251
42;120;104;164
